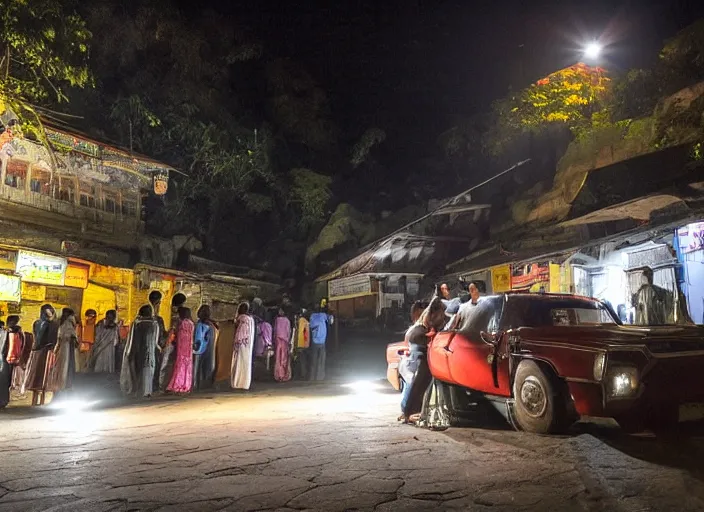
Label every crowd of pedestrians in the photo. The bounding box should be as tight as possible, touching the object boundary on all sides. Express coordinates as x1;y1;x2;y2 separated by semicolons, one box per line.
398;282;482;424
0;291;334;408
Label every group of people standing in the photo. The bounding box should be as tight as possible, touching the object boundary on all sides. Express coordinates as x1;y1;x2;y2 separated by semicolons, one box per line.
398;281;482;424
0;304;122;408
119;292;218;398
1;291;334;409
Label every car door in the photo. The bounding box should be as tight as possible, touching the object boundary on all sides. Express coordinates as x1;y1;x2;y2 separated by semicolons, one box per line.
445;297;511;396
427;330;454;384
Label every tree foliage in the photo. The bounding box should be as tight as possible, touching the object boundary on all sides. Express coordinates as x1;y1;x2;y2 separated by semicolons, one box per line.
482;64;610;157
267;59;339;152
65;0;347;273
79;2;276;236
500;64;610;131
660;18;704;85
608;69;661;121
288;168;332;227
0;0;91;138
350;127;386;167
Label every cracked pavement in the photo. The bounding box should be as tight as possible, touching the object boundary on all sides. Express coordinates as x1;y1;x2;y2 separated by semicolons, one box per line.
2;335;704;511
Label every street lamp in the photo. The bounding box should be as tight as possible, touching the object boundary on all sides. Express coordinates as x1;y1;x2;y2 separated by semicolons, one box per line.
583;42;602;61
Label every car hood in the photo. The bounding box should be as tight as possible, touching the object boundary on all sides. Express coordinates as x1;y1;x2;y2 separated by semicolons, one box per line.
514;324;704;351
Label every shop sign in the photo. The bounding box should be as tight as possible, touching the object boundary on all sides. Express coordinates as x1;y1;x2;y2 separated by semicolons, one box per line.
511;262;550;292
677;222;704;254
153;170;169;195
65;263;89;289
549;263;561;293
21;282;46;302
16;250;67;286
0;249;17;271
491;265;511;293
0;274;21;302
328;274;372;300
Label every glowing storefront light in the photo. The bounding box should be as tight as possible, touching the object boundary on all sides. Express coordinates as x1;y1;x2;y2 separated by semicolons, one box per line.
0;274;21;302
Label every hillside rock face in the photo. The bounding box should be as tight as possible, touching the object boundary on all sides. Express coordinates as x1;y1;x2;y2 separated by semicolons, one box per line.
511;81;704;227
306;203;427;274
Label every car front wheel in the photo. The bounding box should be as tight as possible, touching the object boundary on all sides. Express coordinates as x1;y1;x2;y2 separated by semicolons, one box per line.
513;360;568;434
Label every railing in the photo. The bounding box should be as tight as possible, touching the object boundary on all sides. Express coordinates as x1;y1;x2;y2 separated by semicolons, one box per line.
0;184;142;235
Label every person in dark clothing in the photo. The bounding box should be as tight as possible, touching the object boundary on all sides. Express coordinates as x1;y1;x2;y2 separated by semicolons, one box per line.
409;301;428;324
25;304;59;406
399;298;447;423
148;290;171;391
121;305;159;397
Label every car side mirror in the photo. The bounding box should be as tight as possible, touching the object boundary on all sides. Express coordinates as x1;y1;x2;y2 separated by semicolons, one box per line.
480;331;496;346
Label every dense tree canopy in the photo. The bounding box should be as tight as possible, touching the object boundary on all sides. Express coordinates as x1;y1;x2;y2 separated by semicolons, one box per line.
69;0;349;274
3;0;704;280
0;0;91;139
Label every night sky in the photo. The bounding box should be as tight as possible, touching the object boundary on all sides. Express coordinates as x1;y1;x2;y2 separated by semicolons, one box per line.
198;0;704;167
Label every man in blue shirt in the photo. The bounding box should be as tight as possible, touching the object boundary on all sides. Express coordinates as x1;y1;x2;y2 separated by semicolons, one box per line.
192;305;217;391
308;306;333;381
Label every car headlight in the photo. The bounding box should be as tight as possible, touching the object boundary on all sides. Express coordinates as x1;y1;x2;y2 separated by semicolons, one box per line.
606;366;639;398
593;353;606;381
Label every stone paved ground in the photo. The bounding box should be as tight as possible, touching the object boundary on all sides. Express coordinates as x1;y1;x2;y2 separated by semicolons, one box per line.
3;332;704;511
2;379;704;512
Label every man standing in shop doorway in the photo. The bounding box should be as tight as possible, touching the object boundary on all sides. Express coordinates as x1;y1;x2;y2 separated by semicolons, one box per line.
77;309;97;372
632;268;669;325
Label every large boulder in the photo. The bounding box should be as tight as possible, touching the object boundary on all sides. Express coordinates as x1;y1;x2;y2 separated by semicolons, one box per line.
305;203;373;270
305;202;429;274
653;81;704;146
514;81;704;227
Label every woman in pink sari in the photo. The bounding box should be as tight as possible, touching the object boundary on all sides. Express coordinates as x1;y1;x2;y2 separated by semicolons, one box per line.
166;307;195;394
273;309;291;382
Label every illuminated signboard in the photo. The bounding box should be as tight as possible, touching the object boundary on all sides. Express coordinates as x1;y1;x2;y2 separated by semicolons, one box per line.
16;250;67;286
678;222;704;254
0;274;21;302
328;274;372;300
491;265;511;293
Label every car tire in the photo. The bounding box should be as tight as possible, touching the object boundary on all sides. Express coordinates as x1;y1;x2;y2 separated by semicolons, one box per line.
513;360;568;434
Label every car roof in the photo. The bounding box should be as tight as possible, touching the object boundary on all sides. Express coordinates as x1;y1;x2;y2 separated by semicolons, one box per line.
500;292;601;302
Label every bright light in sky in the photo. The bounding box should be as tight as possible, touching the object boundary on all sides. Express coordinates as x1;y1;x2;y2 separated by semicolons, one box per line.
583;42;602;60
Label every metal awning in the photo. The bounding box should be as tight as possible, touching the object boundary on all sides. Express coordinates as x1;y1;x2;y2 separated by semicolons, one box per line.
314;160;531;283
559;194;687;227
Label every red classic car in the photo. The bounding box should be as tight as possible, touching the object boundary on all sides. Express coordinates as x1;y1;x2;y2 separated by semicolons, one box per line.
386;293;704;434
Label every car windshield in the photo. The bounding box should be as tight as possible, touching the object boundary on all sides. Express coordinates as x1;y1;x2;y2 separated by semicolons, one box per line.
506;296;618;328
